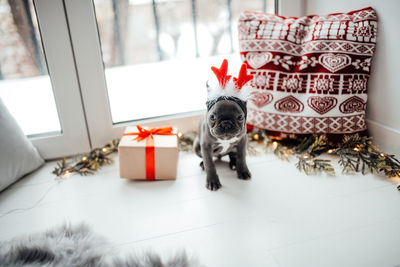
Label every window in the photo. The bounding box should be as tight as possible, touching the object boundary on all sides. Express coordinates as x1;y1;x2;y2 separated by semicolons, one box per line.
63;0;277;148
1;0;283;158
0;0;60;136
93;0;276;124
0;0;90;158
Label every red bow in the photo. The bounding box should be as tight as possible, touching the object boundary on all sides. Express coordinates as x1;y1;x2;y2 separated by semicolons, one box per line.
124;125;176;180
124;125;175;142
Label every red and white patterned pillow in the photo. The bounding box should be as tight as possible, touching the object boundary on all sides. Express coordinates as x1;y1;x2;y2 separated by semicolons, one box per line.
239;7;377;140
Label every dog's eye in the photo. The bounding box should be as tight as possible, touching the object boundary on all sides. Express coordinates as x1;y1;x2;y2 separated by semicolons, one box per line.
210;114;216;121
237;115;243;121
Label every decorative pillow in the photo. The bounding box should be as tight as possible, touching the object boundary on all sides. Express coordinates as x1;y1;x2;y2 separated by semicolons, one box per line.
238;7;377;140
0;98;44;192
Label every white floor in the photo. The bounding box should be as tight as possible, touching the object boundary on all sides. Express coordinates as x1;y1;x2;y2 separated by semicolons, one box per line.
0;152;400;267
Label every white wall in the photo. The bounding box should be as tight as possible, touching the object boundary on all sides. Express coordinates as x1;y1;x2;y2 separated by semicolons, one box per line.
304;0;400;156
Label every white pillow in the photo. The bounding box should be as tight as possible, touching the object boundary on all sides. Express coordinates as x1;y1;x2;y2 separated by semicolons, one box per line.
0;98;44;191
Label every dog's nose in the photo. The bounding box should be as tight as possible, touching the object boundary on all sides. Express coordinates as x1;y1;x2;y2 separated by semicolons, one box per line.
220;120;234;130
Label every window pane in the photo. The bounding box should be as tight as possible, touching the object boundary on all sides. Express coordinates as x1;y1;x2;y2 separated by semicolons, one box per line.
0;0;61;136
231;0;275;52
94;0;275;123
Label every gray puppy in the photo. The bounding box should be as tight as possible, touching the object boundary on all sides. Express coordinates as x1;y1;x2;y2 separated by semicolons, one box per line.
194;95;251;190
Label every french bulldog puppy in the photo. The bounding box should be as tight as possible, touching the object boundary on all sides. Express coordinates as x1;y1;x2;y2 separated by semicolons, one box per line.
194;95;251;191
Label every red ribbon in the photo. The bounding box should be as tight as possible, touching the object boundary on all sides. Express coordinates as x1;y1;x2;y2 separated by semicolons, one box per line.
123;125;176;180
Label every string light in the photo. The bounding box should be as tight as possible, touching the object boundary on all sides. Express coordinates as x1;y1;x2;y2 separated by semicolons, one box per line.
353;147;359;151
62;170;71;178
380;153;385;157
253;133;260;141
327;149;335;154
272;141;278;149
53;139;119;178
178;132;183;138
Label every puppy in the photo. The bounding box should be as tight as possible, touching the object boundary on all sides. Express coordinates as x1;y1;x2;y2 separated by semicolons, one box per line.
194;96;251;191
194;59;253;191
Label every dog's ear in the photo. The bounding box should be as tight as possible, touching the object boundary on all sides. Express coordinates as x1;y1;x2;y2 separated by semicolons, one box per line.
206;80;211;93
206;100;213;111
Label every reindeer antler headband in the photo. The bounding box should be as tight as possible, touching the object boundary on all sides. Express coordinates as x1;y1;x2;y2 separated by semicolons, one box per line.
207;59;254;102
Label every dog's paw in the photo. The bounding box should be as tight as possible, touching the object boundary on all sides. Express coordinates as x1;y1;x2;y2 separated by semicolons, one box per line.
200;161;205;170
229;161;237;170
237;169;252;180
228;153;237;171
206;178;222;191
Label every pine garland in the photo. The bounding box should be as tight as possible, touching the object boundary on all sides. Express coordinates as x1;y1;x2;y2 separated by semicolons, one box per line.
295;136;335;175
52;131;400;190
178;132;197;152
336;135;400;177
296;157;335;175
52;139;120;177
180;131;400;190
247;131;400;188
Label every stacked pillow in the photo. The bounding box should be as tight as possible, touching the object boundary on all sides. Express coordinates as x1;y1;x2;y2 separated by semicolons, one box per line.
239;7;377;140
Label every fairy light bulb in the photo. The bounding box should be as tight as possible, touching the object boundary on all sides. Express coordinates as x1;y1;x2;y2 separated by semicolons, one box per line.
272;141;278;149
253;133;259;141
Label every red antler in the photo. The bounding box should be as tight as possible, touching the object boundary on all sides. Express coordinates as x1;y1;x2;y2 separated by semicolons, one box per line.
211;59;231;88
233;63;253;89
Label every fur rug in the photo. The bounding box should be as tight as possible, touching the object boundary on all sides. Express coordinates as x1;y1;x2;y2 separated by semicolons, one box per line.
0;223;200;267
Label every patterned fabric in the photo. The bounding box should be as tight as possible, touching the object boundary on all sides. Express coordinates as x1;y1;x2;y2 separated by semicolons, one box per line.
238;7;377;139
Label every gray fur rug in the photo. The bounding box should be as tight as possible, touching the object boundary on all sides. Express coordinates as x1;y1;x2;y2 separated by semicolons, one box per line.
0;223;200;267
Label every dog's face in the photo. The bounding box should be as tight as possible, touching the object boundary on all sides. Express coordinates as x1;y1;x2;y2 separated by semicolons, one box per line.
206;99;246;140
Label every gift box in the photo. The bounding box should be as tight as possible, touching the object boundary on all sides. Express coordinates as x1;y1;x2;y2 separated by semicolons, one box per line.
118;125;179;180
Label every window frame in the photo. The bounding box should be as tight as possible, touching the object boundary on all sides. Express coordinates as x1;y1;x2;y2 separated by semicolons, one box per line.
27;0;91;159
62;0;300;149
